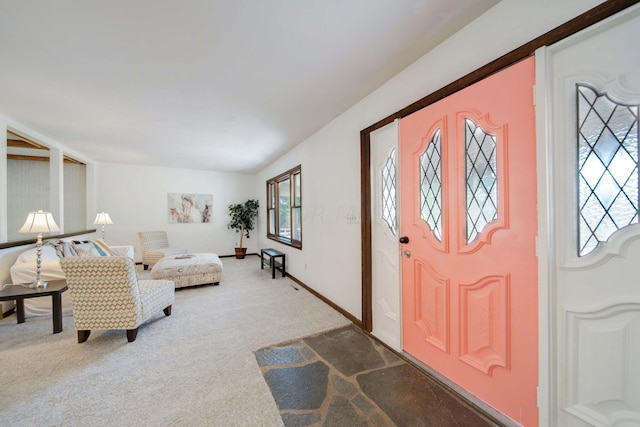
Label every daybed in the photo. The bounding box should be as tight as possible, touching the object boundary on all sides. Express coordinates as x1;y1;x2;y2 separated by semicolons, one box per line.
151;253;223;288
9;239;134;318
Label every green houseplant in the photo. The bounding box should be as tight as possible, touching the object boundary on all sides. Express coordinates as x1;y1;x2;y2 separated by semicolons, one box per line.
227;199;260;259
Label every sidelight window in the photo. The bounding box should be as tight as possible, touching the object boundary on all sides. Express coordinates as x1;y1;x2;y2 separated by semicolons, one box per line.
382;148;397;234
577;84;639;256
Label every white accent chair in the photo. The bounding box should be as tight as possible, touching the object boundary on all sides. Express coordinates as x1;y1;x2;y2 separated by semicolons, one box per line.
60;256;175;343
138;231;188;270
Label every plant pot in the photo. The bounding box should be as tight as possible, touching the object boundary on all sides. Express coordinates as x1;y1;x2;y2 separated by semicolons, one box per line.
234;247;247;259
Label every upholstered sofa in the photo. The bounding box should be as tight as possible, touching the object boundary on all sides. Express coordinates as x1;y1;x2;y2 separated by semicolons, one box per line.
9;239;134;318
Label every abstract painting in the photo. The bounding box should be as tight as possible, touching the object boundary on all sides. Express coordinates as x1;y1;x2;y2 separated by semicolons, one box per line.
168;193;212;223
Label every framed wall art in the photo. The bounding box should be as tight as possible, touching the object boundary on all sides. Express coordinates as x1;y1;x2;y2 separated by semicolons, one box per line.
168;193;212;223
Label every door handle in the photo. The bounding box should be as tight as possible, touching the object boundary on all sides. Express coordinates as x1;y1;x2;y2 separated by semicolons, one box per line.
404;250;411;258
399;236;409;244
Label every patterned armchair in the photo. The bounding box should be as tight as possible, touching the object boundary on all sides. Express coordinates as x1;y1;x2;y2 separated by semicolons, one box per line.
138;231;188;270
59;256;175;343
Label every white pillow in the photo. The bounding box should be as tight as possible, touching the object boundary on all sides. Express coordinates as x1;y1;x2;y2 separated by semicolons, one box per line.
16;245;59;264
71;241;113;257
93;239;114;256
72;242;101;257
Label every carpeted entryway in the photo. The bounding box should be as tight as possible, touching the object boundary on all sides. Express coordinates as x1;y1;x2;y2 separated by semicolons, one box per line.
256;325;499;427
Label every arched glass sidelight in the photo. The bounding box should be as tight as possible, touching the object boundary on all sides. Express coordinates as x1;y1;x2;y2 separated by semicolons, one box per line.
577;83;639;256
381;147;397;234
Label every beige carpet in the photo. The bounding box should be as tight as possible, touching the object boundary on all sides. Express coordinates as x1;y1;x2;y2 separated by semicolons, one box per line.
0;257;350;426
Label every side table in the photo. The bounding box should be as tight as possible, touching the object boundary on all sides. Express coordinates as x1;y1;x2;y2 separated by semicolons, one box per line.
260;248;286;279
0;280;68;334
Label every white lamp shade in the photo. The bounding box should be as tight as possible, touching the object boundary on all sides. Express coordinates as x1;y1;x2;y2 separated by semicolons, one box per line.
18;210;60;233
93;212;113;225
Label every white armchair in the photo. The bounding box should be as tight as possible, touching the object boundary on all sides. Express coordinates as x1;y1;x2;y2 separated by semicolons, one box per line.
60;256;175;343
138;231;187;270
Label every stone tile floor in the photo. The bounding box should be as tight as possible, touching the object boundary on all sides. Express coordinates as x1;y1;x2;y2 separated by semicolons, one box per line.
255;325;500;427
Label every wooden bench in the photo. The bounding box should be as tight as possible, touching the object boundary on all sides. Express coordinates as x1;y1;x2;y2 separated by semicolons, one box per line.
260;248;285;279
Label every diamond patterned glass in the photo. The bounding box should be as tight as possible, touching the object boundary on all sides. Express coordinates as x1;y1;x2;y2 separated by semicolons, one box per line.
577;84;639;256
419;129;442;241
381;148;397;234
465;118;498;243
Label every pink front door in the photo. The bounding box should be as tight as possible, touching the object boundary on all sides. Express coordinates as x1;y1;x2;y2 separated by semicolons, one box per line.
400;57;538;426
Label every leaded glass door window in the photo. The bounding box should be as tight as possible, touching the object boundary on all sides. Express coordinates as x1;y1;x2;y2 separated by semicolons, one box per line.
419;129;442;240
577;83;639;256
381;148;397;234
465;118;498;244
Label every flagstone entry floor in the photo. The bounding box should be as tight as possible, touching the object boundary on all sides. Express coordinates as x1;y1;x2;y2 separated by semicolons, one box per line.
255;325;501;427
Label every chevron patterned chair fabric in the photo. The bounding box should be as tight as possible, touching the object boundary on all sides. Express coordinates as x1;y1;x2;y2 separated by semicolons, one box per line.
60;256;175;343
138;231;188;270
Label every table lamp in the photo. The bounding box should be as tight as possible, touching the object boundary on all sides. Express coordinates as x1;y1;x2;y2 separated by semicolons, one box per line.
93;212;113;240
18;210;60;288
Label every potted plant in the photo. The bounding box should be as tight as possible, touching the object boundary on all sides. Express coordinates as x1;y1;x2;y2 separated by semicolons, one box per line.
227;199;260;259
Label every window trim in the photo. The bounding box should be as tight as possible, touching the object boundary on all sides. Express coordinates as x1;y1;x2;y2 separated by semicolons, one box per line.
266;165;302;249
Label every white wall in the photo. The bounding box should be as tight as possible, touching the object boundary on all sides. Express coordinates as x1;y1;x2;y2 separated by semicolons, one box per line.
256;125;363;318
255;0;605;321
95;162;258;261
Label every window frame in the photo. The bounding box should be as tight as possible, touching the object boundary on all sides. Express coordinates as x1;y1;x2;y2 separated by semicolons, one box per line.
266;165;302;249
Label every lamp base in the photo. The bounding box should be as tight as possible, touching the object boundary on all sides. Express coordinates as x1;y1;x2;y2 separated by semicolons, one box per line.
28;280;48;289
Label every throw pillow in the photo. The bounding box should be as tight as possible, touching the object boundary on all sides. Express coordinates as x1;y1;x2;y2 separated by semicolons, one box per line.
45;239;78;258
72;240;113;257
60;241;79;257
93;239;115;256
72;242;101;257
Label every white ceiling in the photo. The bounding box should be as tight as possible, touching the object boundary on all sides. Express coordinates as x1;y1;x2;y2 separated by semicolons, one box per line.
0;0;499;173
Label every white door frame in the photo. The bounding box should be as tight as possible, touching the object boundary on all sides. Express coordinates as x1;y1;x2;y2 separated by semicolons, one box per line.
370;120;402;351
535;43;557;427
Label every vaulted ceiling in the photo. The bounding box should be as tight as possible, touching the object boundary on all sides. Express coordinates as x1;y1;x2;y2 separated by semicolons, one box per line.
0;0;499;173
